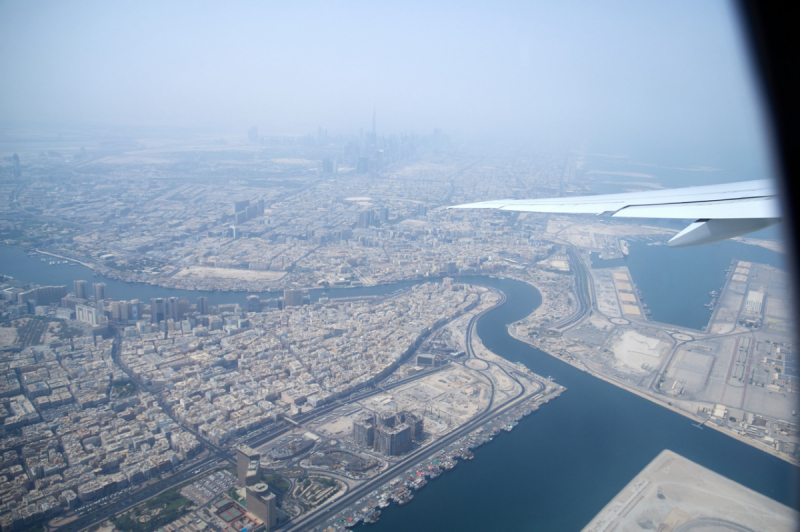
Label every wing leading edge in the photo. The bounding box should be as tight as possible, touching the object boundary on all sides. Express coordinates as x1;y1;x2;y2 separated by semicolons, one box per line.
448;179;781;247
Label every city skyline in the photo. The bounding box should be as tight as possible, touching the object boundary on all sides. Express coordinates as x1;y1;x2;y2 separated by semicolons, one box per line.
0;1;797;531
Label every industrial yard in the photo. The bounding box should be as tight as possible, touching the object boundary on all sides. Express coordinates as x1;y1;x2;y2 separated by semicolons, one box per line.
513;247;798;465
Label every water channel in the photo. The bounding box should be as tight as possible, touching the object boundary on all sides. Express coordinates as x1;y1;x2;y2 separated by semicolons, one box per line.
1;245;797;530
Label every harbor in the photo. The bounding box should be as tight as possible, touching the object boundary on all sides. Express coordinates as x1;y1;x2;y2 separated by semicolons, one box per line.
323;398;554;530
0;245;796;532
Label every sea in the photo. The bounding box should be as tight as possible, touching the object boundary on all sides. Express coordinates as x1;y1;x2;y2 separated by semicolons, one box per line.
1;243;798;531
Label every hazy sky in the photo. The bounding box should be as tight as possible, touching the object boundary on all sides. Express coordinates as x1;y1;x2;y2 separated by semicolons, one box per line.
0;1;772;161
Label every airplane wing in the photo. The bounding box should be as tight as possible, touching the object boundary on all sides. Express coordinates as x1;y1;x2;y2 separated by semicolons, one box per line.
448;179;781;247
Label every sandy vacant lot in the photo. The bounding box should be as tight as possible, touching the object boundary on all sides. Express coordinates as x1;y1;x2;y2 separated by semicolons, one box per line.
174;266;286;281
316;416;353;438
622;304;641;316
613;330;669;370
619;293;637;303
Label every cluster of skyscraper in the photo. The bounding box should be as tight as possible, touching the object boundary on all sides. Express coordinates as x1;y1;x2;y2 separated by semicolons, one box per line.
352;410;424;456
236;445;277;530
233;199;266;226
357;207;390;228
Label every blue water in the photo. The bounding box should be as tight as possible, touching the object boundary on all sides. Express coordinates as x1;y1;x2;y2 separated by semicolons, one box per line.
1;247;798;530
0;246;422;305
591;240;786;330
372;275;798;532
582;143;772;190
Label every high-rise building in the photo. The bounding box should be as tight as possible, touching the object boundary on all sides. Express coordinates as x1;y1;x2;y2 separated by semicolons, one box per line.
378;412;396;428
417;204;428;217
246;483;277;529
61;295;84;310
356;157;369;174
406;413;424;440
166;297;180;321
130;299;142;320
283;289;303;307
248;126;258;143
236;445;261;487
73;280;88;300
353;416;375;448
234;200;250;215
18;285;68;306
321;159;334;173
247;295;261;312
379;207;389;223
375;423;412;456
76;304;99;325
358;211;374;228
12;153;21;178
93;283;107;302
196;296;209;315
150;298;166;324
178;299;189;319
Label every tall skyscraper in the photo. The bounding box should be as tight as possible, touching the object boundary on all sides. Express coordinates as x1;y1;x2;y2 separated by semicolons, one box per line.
150;298;166;324
375;423;412;456
357;210;374;228
93;283;107;302
283;289;303;307
166;297;180;320
130;299;142;320
177;299;189;320
12;153;21;178
248;126;258;142
111;301;130;322
236;445;261;487
246;483;277;529
379;207;389;223
353;415;375;448
196;296;209;315
74;280;88;300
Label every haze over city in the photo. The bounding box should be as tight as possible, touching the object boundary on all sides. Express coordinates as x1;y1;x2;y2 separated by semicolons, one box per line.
1;2;774;158
0;2;797;532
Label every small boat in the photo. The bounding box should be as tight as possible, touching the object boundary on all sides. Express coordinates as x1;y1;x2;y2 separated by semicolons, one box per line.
344;516;363;528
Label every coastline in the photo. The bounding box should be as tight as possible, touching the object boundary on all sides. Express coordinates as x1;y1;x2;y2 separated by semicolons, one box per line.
34;248;97;269
506;323;799;467
3;242;796;467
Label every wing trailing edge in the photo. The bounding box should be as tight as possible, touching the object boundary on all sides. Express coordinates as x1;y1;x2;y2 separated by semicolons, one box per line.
447;179;781;247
